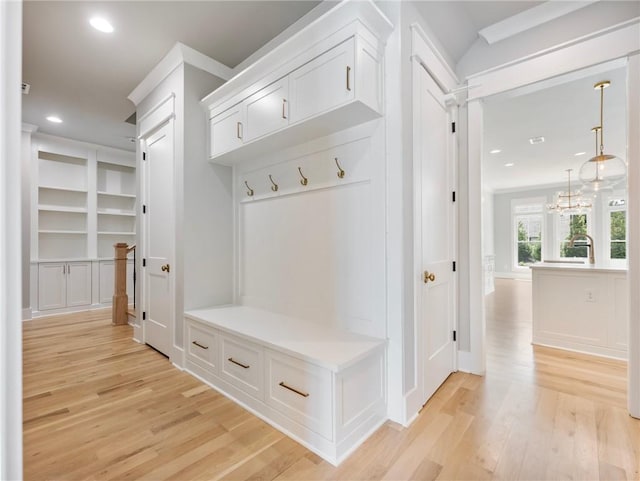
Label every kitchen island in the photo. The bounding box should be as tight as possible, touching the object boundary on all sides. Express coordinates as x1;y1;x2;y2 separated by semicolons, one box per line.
531;262;628;360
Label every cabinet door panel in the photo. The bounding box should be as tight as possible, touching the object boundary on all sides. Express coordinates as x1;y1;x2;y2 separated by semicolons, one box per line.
244;77;289;142
289;38;355;123
66;262;92;307
220;333;263;400
38;263;67;311
210;104;243;157
99;261;114;304
265;350;333;440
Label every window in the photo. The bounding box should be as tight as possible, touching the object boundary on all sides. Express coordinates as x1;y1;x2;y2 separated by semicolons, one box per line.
608;197;626;260
558;213;589;258
513;202;543;267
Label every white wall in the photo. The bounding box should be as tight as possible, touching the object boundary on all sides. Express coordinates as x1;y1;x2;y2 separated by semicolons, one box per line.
182;65;233;316
0;0;23;477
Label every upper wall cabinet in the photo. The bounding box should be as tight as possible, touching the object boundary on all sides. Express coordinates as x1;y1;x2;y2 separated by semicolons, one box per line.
244;77;290;142
203;1;393;166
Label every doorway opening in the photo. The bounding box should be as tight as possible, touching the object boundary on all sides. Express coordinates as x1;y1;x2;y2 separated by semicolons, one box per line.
480;61;629;405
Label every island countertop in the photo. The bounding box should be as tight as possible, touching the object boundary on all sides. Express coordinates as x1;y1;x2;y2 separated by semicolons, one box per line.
530;261;627;274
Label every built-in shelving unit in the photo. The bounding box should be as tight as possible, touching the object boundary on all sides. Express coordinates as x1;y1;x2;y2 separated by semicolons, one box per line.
37;150;89;260
96;157;136;258
31;134;137;315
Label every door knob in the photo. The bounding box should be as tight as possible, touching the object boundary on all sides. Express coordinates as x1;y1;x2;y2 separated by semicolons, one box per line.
161;264;170;273
424;271;435;283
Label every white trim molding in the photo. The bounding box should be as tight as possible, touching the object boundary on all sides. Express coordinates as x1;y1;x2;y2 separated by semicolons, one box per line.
1;0;24;478
128;42;233;106
627;53;640;419
478;1;598;45
410;23;459;94
468;19;640;100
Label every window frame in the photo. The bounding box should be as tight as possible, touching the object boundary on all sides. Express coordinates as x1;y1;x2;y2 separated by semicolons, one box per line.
554;211;593;260
605;192;627;266
511;197;545;271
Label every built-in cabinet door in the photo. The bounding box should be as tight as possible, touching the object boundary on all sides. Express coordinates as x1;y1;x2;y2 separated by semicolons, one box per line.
66;261;92;307
210;104;244;158
99;261;115;304
244;77;289;142
100;259;135;305
289;37;355;124
38;263;67;311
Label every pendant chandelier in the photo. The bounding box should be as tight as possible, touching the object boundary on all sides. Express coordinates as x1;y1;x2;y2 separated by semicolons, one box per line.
579;80;626;192
547;168;592;215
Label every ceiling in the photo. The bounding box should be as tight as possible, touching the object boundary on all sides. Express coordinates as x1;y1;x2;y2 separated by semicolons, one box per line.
411;1;543;64
483;63;627;192
22;1;635;157
22;1;322;151
22;0;555;152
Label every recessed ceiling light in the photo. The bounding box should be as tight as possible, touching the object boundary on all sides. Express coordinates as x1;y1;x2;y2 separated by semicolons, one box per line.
504;163;514;167
46;115;63;123
90;17;114;33
574;152;586;156
489;149;501;154
529;136;545;145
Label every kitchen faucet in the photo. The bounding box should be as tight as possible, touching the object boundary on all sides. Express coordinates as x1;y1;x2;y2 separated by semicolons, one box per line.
569;234;595;264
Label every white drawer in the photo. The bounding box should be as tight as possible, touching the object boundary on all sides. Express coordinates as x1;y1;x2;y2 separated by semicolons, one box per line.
220;333;263;400
265;350;333;441
186;321;218;372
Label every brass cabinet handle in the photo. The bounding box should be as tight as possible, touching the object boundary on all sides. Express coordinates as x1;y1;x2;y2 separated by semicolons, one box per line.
161;264;170;273
424;271;436;283
236;121;242;139
279;381;309;398
282;99;287;119
228;357;250;369
192;340;208;350
346;66;352;91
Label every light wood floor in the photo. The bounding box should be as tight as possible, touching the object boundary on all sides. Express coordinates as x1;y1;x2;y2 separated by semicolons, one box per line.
23;281;640;480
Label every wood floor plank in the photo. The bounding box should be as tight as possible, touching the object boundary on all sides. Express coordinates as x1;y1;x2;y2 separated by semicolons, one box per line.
23;280;640;480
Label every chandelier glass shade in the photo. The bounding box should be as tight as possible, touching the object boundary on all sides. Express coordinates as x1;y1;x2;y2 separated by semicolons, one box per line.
579;81;627;192
547;169;592;215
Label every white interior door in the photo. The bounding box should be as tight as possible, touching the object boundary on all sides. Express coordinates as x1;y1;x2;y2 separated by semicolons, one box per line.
143;121;174;357
415;65;456;404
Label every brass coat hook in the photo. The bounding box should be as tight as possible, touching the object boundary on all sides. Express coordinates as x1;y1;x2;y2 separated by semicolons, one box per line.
335;157;345;179
244;181;254;197
268;174;279;192
298;167;308;186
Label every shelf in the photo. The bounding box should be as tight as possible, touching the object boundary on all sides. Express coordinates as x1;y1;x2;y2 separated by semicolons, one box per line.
39;185;88;194
97;210;136;216
98;231;136;235
97;159;135;169
39;230;88;235
39;205;88;214
97;191;136;198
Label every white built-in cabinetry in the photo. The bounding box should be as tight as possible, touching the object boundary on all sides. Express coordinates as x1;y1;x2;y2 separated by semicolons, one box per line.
188;1;393;466
205;19;386;165
37;261;92;311
30;134;136;316
532;264;628;359
184;307;386;465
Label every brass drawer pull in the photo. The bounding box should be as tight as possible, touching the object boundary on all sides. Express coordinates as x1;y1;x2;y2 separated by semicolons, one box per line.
192;340;208;350
228;357;250;369
279;381;309;398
